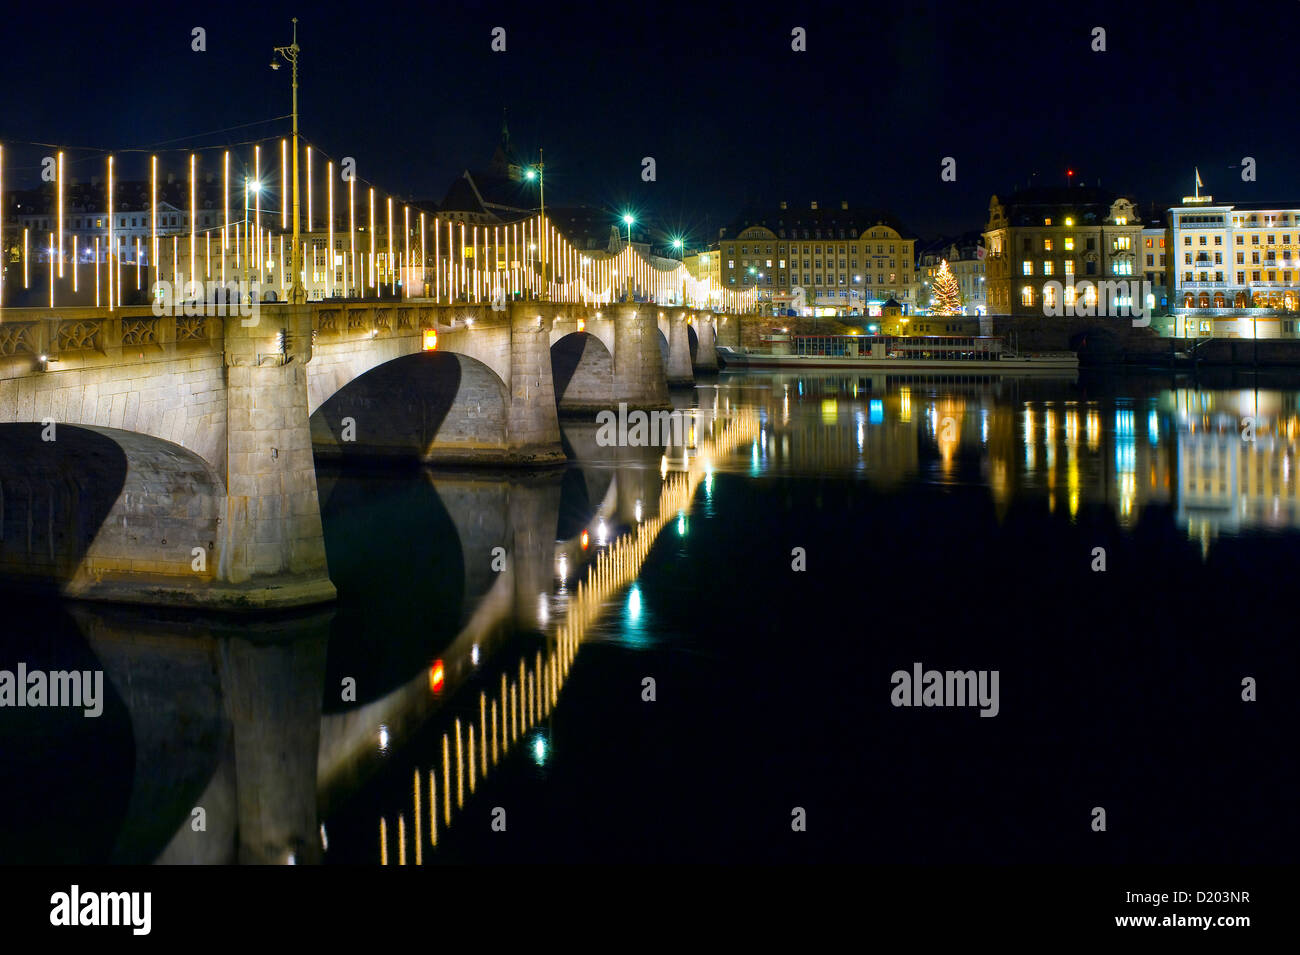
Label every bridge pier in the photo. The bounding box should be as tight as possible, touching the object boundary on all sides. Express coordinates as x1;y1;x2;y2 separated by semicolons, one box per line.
612;305;671;411
219;308;337;608
505;303;565;464
665;311;695;388
693;315;719;372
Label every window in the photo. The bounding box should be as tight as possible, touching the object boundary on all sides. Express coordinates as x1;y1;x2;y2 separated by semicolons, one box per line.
1043;285;1057;308
1043;261;1054;276
1021;286;1034;306
1022;260;1033;275
1044;238;1054;252
1086;238;1096;250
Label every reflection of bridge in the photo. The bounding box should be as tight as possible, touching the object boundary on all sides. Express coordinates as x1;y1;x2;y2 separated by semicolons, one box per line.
369;407;759;864
0;300;739;610
20;408;756;864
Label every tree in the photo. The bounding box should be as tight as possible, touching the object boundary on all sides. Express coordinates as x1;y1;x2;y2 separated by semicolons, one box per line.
932;259;962;315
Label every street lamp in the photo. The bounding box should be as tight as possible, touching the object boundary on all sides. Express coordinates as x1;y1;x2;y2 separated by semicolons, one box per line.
622;213;635;302
243;177;261;300
672;237;684;303
525;151;547;299
272;18;304;305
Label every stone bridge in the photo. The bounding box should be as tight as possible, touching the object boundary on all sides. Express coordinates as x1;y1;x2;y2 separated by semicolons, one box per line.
0;300;735;610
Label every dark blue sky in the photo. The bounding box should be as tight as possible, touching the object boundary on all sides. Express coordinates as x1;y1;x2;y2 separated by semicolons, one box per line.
3;0;1296;243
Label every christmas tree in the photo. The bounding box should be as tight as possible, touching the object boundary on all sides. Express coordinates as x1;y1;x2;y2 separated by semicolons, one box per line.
932;259;962;315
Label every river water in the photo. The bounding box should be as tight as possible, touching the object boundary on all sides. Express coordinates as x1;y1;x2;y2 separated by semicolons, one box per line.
1;368;1297;864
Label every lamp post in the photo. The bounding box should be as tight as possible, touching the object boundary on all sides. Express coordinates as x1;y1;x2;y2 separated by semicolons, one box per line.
622;213;635;302
525;152;547;300
271;19;304;305
672;237;684;304
243;176;261;301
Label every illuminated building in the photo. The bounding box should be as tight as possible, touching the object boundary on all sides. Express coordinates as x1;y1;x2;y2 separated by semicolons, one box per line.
716;201;916;317
982;186;1144;316
1167;187;1300;337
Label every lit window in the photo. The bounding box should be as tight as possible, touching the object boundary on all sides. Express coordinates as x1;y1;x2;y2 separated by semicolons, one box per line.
1022;260;1032;275
1021;286;1034;306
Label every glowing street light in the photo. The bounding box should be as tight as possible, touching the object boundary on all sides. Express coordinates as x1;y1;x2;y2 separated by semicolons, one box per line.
622;213;635;302
526;151;547;300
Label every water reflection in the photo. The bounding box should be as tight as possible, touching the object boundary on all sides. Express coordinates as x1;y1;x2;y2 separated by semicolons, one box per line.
3;369;1299;863
717;370;1300;552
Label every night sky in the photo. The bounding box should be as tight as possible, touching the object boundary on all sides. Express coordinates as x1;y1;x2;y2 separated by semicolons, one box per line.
4;0;1298;242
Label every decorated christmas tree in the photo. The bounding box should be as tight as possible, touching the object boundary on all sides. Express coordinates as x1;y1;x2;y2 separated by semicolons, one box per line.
932;259;962;315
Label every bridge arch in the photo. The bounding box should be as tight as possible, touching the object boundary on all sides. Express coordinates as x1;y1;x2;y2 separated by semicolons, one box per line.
311;350;512;465
0;423;225;602
551;331;614;414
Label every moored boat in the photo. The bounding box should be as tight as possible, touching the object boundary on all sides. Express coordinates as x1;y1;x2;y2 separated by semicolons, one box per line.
717;333;1078;373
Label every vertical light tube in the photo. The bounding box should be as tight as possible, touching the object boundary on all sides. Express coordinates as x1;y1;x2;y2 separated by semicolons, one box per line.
434;217;440;302
189;153;196;295
151;156;157;282
420;212;426;299
305;145;312;232
403;205;410;298
348;176;355;298
73;234;78;293
56;151;64;278
387;196;394;294
327;161;334;298
48;232;54;307
369;188;375;289
107;155;114;311
280;139;288;230
223;151;229;283
254;144;261;283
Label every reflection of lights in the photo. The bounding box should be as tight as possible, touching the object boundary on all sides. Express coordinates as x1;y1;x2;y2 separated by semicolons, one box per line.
677;511;687;536
634;499;642;522
379;724;390;751
557;553;568;581
870;399;884;424
597;519;608;546
532;734;548;765
429;661;445;693
660;455;668;478
580;530;589;550
471;644;480;666
319;824;328;851
538;593;549;626
628;584;642;622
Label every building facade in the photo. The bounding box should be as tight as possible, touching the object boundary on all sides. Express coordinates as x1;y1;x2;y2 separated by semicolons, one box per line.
716;201;915;316
983;186;1143;316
